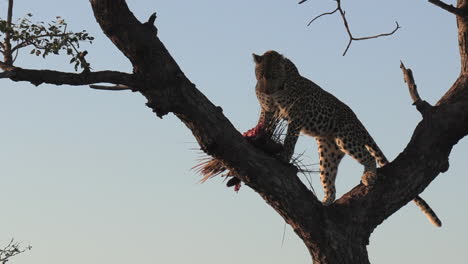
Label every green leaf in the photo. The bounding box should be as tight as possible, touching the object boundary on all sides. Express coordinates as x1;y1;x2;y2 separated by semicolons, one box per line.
9;14;93;71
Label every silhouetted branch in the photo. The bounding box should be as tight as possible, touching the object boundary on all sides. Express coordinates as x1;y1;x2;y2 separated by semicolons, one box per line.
400;61;433;116
428;0;468;16
0;61;135;87
305;0;400;55
307;7;339;26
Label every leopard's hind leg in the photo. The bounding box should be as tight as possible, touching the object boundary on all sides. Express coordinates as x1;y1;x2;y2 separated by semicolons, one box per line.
316;137;345;205
334;132;377;186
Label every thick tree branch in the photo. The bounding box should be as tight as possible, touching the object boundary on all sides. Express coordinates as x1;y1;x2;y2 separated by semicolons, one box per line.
334;71;468;237
0;61;135;87
438;1;468;104
429;0;468;16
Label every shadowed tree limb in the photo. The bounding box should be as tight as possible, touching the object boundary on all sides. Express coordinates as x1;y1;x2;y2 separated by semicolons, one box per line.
0;61;135;87
307;7;339;26
428;0;468;16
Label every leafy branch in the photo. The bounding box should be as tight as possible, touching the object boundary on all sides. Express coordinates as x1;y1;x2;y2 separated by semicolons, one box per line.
0;239;31;264
0;13;94;71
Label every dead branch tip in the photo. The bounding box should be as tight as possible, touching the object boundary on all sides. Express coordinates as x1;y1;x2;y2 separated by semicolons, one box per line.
147;12;157;24
400;61;432;115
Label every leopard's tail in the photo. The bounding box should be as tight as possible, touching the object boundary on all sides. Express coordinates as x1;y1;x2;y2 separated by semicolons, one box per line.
366;141;442;227
365;142;388;167
413;196;442;227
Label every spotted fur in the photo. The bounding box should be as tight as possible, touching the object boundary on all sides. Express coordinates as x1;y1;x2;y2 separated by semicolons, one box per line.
252;50;441;227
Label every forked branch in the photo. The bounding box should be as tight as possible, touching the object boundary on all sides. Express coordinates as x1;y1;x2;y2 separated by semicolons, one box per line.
302;0;400;56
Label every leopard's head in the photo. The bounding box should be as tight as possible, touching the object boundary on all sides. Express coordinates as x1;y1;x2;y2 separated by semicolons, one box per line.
253;50;298;95
253;50;286;95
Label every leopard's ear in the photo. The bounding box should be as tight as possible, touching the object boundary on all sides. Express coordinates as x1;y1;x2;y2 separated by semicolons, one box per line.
252;53;263;63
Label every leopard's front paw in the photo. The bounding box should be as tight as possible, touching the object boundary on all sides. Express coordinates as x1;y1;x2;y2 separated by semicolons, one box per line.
361;171;377;186
322;195;335;206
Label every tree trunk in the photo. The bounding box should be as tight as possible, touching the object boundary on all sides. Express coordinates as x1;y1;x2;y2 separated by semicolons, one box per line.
308;230;370;264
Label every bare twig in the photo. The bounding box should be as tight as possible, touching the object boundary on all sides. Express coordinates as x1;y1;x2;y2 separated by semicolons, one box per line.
400;61;432;115
12;41;19;63
307;7;339;26
351;22;400;41
400;61;420;103
428;0;468;16
306;0;400;56
77;50;90;72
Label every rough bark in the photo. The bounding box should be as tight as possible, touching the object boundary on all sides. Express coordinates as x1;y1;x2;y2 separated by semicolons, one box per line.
1;0;467;263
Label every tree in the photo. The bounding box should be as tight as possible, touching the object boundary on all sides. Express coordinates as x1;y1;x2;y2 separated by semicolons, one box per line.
0;0;466;263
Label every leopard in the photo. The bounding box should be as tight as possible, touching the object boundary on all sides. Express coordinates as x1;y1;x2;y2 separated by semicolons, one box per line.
252;50;441;227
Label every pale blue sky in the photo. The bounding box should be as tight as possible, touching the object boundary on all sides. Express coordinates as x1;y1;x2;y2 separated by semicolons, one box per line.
0;0;466;263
